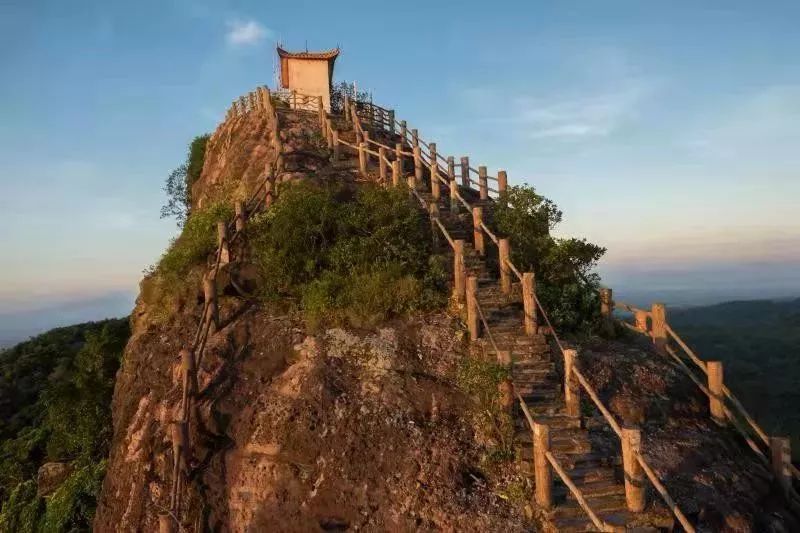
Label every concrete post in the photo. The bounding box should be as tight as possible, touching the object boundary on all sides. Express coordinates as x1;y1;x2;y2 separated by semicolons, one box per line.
412;128;419;148
651;303;667;354
600;287;614;336
498;238;511;295
479;165;489;200
217;221;230;264
770;436;792;497
707;361;725;424
635;310;648;332
453;240;466;303
533;422;553;510
391;160;400;187
400;120;407;144
413;146;423;187
498;169;508;197
564;349;580;418
234;201;245;232
622;426;646;512
472;207;485;256
203;275;218;329
332;130;340;160
466;276;479;341
358;142;367;176
498;350;514;414
460;156;470;188
379;147;388;184
522;272;537;336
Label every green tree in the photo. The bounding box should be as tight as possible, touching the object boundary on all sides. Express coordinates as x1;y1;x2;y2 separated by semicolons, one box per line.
494;185;606;332
161;134;210;226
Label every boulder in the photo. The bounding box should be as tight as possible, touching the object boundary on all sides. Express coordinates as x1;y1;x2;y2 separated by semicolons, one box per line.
37;462;73;497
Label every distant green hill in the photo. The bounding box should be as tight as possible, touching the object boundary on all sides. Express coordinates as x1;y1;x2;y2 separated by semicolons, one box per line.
0;318;130;532
669;298;800;458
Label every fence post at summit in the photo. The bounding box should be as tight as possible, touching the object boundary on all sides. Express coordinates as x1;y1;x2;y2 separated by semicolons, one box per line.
412;128;419;148
498;170;508;199
460;156;470;188
400;120;407;144
430;143;440;200
479;165;489;200
650;303;667;354
413;146;423;187
388;109;395;133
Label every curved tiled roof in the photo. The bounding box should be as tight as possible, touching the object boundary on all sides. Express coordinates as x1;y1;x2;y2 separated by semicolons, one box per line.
276;46;340;60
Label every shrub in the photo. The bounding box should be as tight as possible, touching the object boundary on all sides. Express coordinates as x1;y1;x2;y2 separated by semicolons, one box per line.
0;480;42;533
161;134;210;226
248;182;447;328
41;462;106;533
457;358;514;458
494;185;606;333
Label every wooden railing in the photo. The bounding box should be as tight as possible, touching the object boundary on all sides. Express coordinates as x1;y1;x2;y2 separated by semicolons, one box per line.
272;89;322;112
327;98;698;531
609;297;799;501
159;85;288;533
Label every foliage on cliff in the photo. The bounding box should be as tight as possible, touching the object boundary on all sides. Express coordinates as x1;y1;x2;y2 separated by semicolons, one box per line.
495;184;606;333
161;134;210;226
248;182;449;328
0;319;130;532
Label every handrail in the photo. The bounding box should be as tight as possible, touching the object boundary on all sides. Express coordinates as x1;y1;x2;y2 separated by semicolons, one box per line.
480;221;499;245
433;218;455;248
572;367;623;438
635;454;696;533
505;258;524;282
474;297;500;355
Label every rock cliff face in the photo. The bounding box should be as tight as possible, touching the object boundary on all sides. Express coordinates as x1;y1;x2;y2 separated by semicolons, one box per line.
93;105;524;532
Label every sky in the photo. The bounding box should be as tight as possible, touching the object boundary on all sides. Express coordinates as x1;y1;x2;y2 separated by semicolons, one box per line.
1;0;799;342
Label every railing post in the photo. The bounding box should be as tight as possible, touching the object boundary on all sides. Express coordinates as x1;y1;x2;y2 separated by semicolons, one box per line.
379;147;388;184
449;177;459;214
453;240;466;303
770;436;792;497
460;156;470;188
326;119;334;150
498;169;508;199
234;201;245;232
217;221;230;264
332;130;340;160
395;143;404;172
707;361;725;424
400;120;407;144
344;95;350;122
522;272;537;336
363;131;371;161
413;146;423;187
479;165;489;200
429;202;440;248
635;310;648;332
650;302;667;354
264;181;273;209
466;275;479;341
158;512;175;533
533;422;553;510
472;207;485;256
498;350;514;414
179;348;198;399
430;156;440;200
564;349;580;418
429;142;437;169
498;238;511;295
391;160;400;187
358;142;368;176
388;109;395;133
412;128;419;148
203;274;219;329
622;426;646;512
600;287;614;336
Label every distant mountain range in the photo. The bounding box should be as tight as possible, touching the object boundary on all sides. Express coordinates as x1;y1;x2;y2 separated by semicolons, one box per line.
0;291;134;349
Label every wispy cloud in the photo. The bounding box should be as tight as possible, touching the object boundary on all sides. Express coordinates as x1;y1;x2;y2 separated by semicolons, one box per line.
225;19;271;47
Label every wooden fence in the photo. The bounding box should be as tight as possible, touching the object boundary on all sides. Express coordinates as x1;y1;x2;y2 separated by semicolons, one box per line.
609;298;800;504
326;98;699;531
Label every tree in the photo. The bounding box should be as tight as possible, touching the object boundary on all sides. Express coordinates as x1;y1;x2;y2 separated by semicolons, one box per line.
161;134;210;227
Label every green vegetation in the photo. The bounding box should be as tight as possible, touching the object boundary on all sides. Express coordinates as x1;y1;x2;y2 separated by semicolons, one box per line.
161;134;210;226
669;298;800;459
457;358;514;461
495;185;606;333
0;319;130;532
248;182;448;328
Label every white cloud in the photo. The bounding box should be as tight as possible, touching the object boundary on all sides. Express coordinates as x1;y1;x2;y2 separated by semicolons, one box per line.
226;19;270;47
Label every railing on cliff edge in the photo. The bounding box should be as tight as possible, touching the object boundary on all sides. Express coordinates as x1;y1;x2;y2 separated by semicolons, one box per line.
331;98;699;531
158;85;323;533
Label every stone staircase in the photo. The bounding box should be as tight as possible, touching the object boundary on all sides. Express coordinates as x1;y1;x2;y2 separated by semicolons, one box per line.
329;116;671;531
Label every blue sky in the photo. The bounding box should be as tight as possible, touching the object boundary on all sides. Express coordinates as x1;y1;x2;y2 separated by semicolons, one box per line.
1;0;799;336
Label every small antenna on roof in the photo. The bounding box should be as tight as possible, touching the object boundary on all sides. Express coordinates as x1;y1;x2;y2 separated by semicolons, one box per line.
305;39;308;52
